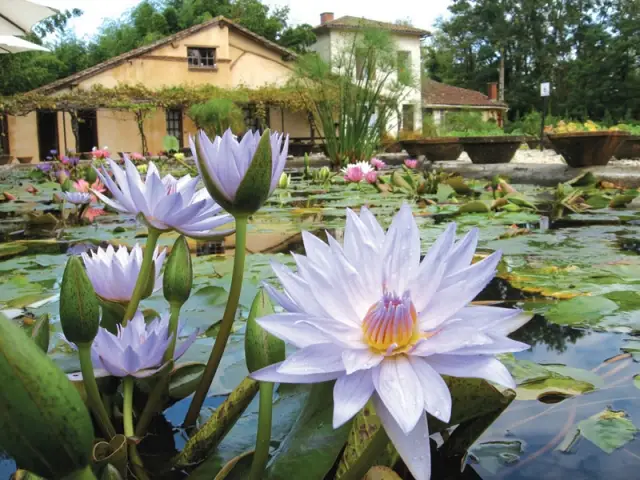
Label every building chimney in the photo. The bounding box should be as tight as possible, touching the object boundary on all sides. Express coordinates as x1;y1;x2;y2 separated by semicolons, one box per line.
320;12;334;25
487;82;498;101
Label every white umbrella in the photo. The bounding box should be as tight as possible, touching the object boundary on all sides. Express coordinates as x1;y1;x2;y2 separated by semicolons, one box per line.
0;35;50;53
0;0;59;36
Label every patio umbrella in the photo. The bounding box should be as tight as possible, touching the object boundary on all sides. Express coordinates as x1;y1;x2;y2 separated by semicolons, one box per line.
0;35;50;53
0;0;59;36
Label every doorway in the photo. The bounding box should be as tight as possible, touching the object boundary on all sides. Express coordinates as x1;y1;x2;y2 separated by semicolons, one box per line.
37;110;59;161
77;110;98;153
0;115;9;155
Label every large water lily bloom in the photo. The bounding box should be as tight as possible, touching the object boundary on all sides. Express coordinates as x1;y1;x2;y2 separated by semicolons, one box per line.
341;161;374;176
62;192;92;205
69;312;197;379
94;157;233;239
251;205;531;480
81;244;166;303
191;129;289;215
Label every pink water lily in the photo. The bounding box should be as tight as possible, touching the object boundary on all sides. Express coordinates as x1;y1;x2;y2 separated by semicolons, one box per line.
371;158;386;170
404;159;418;169
365;170;378;184
251;204;531;480
343;165;364;183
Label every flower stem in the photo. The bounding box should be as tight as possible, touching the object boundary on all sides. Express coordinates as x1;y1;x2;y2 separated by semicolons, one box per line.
78;343;116;439
248;382;274;480
340;425;389;480
163;302;182;363
123;376;150;480
135;361;173;437
183;216;248;427
61;465;98;480
122;228;160;326
123;376;135;438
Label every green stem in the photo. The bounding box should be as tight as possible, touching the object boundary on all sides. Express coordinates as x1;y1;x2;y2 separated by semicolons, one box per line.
123;376;135;438
122;229;160;325
78;344;116;439
135;361;173;437
183;216;248;427
123;377;150;480
249;382;274;480
61;465;98;480
340;426;390;480
163;302;182;363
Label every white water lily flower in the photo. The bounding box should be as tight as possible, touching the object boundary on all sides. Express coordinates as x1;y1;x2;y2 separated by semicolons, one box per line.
94;157;233;239
81;244;166;302
341;161;374;176
251;204;531;480
190;129;289;215
62;192;92;205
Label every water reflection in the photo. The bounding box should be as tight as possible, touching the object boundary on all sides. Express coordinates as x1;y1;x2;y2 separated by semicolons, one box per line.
511;315;586;354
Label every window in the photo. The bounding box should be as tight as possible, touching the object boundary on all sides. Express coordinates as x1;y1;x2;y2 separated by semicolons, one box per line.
355;48;375;81
188;47;216;68
402;104;415;132
166;109;183;147
397;51;411;76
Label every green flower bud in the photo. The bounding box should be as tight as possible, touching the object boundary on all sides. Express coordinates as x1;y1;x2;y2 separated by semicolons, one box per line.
244;289;285;373
85;167;98;184
60;256;100;345
0;313;94;478
163;235;193;307
278;172;291;189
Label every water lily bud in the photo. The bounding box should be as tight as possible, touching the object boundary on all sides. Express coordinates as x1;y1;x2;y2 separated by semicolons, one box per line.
278;172;291;189
60;256;100;345
163;235;192;307
85;167;98;184
0;313;94;478
61;178;74;192
245;289;285;373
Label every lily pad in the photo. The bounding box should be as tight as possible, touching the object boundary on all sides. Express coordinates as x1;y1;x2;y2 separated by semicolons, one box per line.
578;408;637;454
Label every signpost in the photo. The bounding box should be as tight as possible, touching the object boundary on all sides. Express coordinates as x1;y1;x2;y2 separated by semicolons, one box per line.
539;82;551;151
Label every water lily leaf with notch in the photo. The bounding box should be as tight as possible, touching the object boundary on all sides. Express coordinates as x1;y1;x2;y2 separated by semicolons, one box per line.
468;440;524;475
577;408;637;454
266;381;352;480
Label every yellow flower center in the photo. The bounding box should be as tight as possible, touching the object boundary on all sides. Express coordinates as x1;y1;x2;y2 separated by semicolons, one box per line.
362;291;420;354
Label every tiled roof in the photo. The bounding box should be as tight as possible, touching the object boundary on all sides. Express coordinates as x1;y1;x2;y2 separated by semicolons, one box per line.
313;16;429;37
422;79;508;108
33;16;297;94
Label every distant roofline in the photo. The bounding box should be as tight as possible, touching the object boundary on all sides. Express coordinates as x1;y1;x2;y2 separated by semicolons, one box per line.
32;16;297;95
313;15;429;37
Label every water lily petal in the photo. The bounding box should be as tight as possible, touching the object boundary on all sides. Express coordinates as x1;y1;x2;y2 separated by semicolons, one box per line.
251;362;343;383
277;343;346;375
257;313;333;348
333;369;375;428
408;356;451;423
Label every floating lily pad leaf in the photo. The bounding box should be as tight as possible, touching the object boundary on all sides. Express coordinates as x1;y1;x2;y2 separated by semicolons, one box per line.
436;184;455;203
468;440;524;474
499;355;550;385
545;296;619;326
542;365;604;388
586;194;612;209
0;243;28;259
516;376;596;401
610;194;638;209
621;339;640;360
457;200;491;214
578;408;638;454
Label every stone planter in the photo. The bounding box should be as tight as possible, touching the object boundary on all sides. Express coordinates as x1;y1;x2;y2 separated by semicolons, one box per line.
615;135;640;159
0;155;12;165
525;135;553;150
547;131;630;167
400;138;463;161
17;156;33;164
460;136;525;164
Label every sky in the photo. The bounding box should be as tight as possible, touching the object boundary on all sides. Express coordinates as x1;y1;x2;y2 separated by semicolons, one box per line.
47;0;452;39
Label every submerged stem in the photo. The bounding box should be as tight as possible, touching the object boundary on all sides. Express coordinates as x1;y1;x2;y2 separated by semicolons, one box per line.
123;376;150;480
340;425;389;480
78;344;116;439
122;228;160;325
183;216;248;427
248;382;274;480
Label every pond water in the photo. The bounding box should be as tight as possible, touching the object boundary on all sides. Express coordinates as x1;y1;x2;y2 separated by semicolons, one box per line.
1;166;640;479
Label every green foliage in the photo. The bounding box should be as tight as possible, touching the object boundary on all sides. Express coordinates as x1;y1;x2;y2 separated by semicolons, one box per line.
188;98;246;137
162;135;180;153
425;0;640;122
440;111;504;136
295;27;415;167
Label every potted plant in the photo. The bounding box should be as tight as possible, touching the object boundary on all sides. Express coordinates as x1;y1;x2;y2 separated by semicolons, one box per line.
546;121;630;167
17;156;33;164
459;134;525;164
400;137;463;161
613;124;640;159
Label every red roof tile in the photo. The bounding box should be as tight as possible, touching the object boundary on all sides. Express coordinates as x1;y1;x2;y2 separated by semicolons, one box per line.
422;79;508;108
